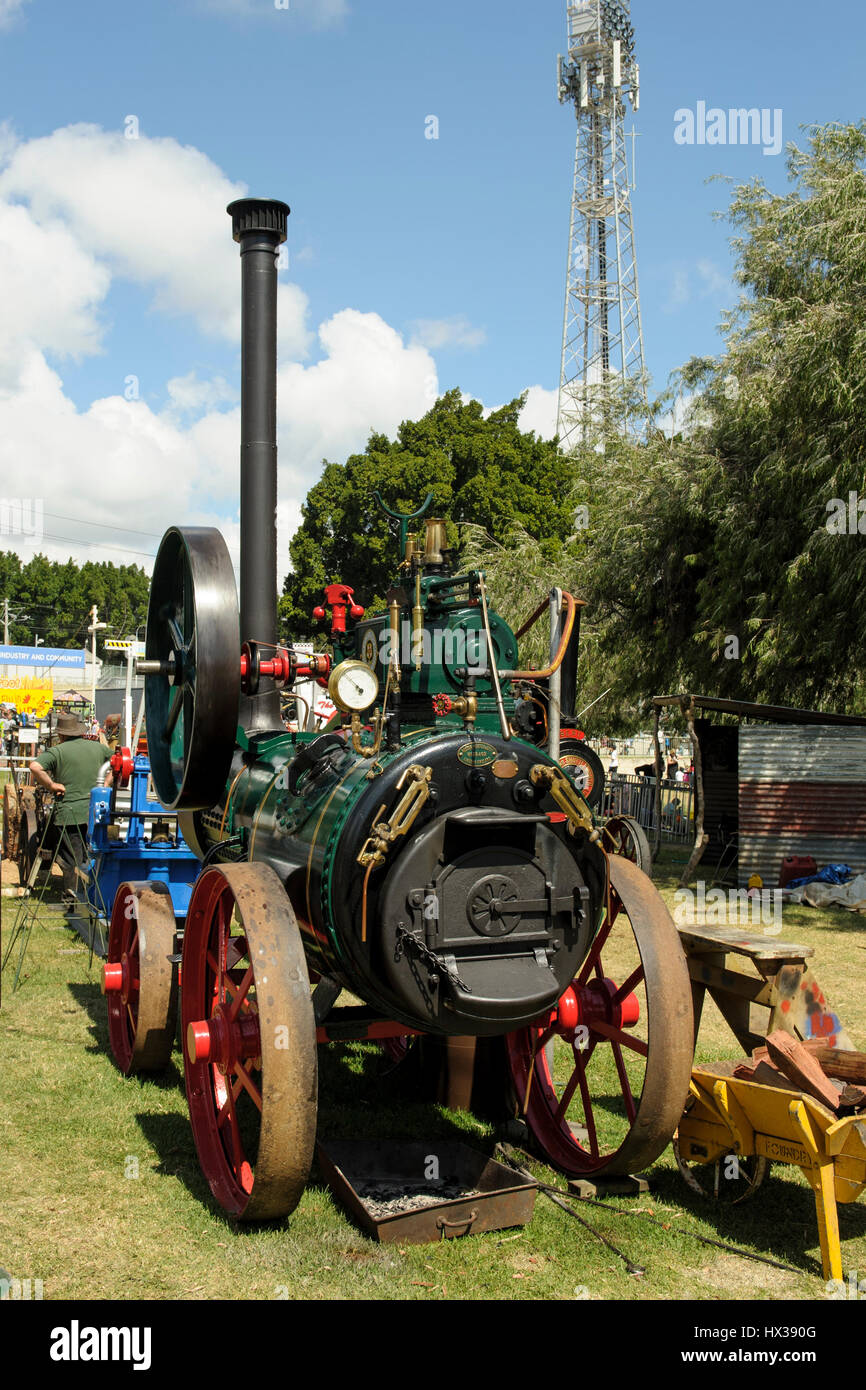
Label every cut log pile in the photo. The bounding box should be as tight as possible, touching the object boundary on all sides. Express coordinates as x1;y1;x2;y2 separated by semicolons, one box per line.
732;1031;866;1116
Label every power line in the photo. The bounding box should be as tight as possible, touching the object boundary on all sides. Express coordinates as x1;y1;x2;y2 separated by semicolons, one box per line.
3;528;240;561
41;511;165;538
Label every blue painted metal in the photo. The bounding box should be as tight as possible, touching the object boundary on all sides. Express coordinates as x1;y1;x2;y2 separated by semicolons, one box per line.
79;755;199;929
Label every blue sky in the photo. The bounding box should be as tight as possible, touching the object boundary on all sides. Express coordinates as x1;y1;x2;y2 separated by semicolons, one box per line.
0;0;863;572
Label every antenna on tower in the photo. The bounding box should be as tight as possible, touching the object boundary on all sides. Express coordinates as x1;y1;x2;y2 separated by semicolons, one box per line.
556;0;647;448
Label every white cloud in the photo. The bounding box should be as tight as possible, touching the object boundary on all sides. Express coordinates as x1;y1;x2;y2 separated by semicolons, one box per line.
410;316;487;352
0;0;30;29
166;372;238;416
664;258;730;313
198;0;348;24
0;124;311;358
518;385;559;440
0;126;439;582
276;309;438;551
0;201;110;368
696;258;729;297
0;119;544;608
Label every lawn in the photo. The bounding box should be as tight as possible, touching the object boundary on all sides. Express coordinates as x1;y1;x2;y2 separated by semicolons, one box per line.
1;847;864;1303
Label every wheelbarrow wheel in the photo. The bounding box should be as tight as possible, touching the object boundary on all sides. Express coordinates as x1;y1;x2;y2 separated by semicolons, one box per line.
673;1141;769;1204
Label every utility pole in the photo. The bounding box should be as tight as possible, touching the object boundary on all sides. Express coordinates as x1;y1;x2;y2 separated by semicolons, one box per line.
87;605;107;720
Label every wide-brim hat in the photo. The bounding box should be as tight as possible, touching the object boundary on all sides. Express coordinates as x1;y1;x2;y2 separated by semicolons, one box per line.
55;712;87;738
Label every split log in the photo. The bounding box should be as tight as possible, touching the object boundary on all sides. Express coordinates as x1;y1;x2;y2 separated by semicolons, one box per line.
764;1030;843;1111
800;1042;866;1086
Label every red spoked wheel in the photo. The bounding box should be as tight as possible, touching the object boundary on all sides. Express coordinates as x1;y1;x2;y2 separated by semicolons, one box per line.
182;862;317;1220
103;881;178;1075
602;814;653;877
505;855;693;1177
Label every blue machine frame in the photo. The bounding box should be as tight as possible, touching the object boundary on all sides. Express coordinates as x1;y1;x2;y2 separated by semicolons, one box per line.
76;755;199;953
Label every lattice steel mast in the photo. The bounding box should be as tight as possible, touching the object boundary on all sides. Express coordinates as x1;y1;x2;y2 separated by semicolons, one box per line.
556;1;646;447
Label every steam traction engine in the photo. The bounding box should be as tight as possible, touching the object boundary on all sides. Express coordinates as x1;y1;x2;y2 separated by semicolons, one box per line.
103;198;694;1220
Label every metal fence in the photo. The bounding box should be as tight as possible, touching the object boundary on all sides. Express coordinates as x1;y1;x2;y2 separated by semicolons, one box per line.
603;774;695;843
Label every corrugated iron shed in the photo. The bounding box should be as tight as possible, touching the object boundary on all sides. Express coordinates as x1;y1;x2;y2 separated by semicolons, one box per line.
739;726;866;888
651;697;866;888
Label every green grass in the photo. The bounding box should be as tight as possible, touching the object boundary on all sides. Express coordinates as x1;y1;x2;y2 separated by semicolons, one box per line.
1;855;864;1302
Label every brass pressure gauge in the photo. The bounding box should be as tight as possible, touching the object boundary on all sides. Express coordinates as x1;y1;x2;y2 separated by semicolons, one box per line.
328;660;379;714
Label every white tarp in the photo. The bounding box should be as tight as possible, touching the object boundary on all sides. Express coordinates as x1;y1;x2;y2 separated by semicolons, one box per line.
787;872;866;913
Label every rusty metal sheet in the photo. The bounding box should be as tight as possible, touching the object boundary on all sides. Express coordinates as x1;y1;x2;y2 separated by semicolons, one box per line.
737;726;866;887
739;725;866;783
739;784;866;836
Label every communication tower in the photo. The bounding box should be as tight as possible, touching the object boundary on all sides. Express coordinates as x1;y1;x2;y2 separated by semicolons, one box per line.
556;1;646;447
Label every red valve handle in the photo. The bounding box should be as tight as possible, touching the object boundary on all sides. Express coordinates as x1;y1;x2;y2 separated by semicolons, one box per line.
313;583;365;635
110;746;134;786
432;694;453;716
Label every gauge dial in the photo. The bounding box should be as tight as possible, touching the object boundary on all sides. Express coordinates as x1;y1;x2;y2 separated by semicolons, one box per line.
328;659;379;714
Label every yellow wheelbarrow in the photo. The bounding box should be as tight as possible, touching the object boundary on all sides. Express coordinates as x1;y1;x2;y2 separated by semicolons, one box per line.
676;1063;866;1281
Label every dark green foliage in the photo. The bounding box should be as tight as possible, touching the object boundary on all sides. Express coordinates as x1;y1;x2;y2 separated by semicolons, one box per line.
0;551;150;652
280;389;575;636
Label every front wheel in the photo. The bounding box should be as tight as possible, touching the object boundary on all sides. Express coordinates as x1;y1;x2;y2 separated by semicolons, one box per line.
182;863;318;1220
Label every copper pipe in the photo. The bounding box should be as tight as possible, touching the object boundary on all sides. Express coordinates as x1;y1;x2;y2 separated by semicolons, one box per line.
502;591;579;681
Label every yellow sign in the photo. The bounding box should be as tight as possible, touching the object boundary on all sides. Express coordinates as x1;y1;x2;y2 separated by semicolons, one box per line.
0;677;54;717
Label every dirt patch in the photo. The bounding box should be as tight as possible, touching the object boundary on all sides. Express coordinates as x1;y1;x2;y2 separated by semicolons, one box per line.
681;1253;818;1301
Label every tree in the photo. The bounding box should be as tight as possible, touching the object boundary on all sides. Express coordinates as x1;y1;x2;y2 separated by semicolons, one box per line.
280;389;575;635
677;121;866;711
0;552;150;652
467;121;866;724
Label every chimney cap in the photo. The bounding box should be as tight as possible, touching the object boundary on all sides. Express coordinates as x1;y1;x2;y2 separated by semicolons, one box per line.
227;197;290;244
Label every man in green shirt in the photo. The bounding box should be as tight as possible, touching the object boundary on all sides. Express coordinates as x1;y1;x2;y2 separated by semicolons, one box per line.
29;712;110;904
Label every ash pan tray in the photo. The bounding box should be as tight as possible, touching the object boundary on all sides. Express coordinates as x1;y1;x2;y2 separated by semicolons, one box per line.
317;1140;537;1244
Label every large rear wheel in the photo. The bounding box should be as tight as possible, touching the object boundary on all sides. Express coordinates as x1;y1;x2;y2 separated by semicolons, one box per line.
505;856;693;1177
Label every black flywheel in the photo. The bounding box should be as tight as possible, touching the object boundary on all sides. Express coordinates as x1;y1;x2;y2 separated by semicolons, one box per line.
144;527;239;810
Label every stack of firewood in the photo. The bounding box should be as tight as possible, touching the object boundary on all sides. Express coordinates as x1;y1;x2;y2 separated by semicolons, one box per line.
733;1032;866;1116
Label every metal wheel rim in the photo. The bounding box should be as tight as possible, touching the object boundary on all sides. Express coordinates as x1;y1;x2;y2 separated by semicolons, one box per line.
558;738;605;810
505;856;694;1177
602;815;653;877
146;527;239;811
673;1140;769;1205
182;863;318;1220
106;881;178;1075
3;784;19;860
17;805;38;884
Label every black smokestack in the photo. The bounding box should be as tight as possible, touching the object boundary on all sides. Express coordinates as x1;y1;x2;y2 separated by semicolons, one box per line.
228;196;290;734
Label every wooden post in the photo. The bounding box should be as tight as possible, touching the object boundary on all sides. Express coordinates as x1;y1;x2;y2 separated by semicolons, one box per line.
678;697;709;887
652;704;663;862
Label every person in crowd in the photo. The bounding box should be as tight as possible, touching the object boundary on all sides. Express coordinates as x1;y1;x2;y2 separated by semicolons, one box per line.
4;714;20;766
101;713;122;751
28;711;110;908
